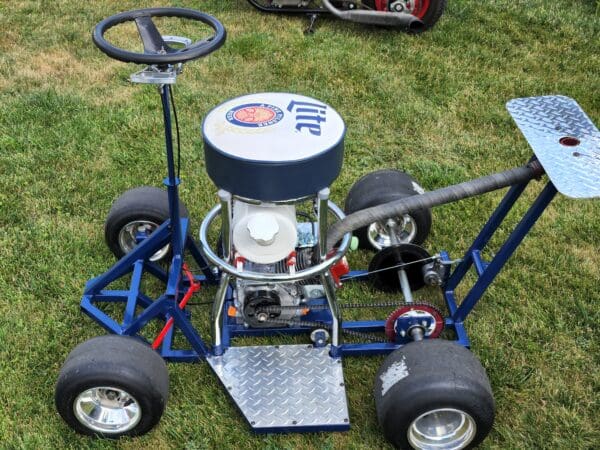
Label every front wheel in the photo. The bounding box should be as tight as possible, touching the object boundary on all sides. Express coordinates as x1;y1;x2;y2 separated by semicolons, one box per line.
104;186;189;262
55;335;169;438
374;339;495;449
344;169;432;250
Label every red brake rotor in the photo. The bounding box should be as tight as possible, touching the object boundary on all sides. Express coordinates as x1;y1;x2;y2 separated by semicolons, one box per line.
374;1;430;19
385;303;444;341
413;0;430;19
375;0;389;10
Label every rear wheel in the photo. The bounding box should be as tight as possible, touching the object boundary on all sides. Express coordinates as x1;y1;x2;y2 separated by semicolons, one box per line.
374;339;495;449
366;0;446;32
344;170;432;250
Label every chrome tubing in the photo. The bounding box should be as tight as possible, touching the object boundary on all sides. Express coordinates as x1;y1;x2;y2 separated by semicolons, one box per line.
321;271;341;347
386;218;414;304
211;272;231;352
218;190;233;263
318;188;330;261
199;200;352;282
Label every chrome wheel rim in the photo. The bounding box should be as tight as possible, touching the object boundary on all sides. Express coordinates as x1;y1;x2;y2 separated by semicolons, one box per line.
74;386;141;434
367;214;417;249
408;408;476;450
118;220;169;261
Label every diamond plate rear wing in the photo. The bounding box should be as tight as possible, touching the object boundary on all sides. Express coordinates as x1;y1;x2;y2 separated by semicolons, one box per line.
507;95;600;199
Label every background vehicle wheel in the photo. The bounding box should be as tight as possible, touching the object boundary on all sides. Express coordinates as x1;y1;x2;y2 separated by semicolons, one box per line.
104;186;189;262
374;339;495;449
344;170;431;250
55;335;169;438
405;0;447;33
363;0;446;32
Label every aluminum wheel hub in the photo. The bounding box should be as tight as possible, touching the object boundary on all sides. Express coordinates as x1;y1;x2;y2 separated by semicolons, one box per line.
384;1;420;13
118;220;169;261
408;408;476;449
73;386;141;434
367;214;417;249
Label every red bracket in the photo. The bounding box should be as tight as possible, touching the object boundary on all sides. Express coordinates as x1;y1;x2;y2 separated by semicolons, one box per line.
152;263;201;350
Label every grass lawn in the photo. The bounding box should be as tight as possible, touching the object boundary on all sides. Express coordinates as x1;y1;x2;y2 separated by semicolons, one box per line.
0;0;599;448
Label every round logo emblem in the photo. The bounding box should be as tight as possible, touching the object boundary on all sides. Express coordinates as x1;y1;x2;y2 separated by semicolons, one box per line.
226;103;284;128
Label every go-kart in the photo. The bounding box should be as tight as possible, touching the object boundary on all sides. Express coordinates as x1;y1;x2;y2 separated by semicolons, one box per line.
53;7;599;449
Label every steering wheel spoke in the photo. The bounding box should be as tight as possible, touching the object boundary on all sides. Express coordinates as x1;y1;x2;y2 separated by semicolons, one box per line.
134;16;174;55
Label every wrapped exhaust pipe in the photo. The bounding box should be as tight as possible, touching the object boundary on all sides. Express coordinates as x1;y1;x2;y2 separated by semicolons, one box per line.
326;162;546;251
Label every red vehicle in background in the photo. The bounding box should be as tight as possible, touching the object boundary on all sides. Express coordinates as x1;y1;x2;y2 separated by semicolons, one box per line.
247;0;446;33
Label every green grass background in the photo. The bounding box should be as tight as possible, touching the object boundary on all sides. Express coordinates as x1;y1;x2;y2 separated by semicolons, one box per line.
0;0;599;448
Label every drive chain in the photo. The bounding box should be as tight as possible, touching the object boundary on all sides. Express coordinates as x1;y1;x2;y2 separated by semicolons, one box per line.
256;300;443;343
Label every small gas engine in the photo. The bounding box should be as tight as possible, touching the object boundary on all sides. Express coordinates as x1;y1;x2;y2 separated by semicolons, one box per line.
201;92;349;333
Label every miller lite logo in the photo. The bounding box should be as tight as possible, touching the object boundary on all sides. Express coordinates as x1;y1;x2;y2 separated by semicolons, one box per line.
287;100;327;136
226;103;284;128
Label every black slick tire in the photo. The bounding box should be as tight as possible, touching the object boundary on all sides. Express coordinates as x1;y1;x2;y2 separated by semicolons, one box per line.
374;339;495;449
104;186;189;260
344;170;432;250
55;335;169;438
411;0;446;33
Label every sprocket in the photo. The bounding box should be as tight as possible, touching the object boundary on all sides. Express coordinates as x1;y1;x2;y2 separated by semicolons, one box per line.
384;303;444;342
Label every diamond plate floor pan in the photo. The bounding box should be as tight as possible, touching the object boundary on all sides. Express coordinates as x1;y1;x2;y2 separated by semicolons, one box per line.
207;345;350;433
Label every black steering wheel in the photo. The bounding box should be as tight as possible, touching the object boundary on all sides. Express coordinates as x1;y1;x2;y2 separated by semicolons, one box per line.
92;7;226;65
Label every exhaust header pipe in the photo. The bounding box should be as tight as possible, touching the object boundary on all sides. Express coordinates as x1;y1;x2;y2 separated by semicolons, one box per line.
326;162;546;250
321;0;424;30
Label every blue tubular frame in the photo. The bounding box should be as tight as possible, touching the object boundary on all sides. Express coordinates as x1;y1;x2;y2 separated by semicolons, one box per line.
81;86;216;360
82;165;557;362
318;177;557;352
80;86;557;362
441;180;558;346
